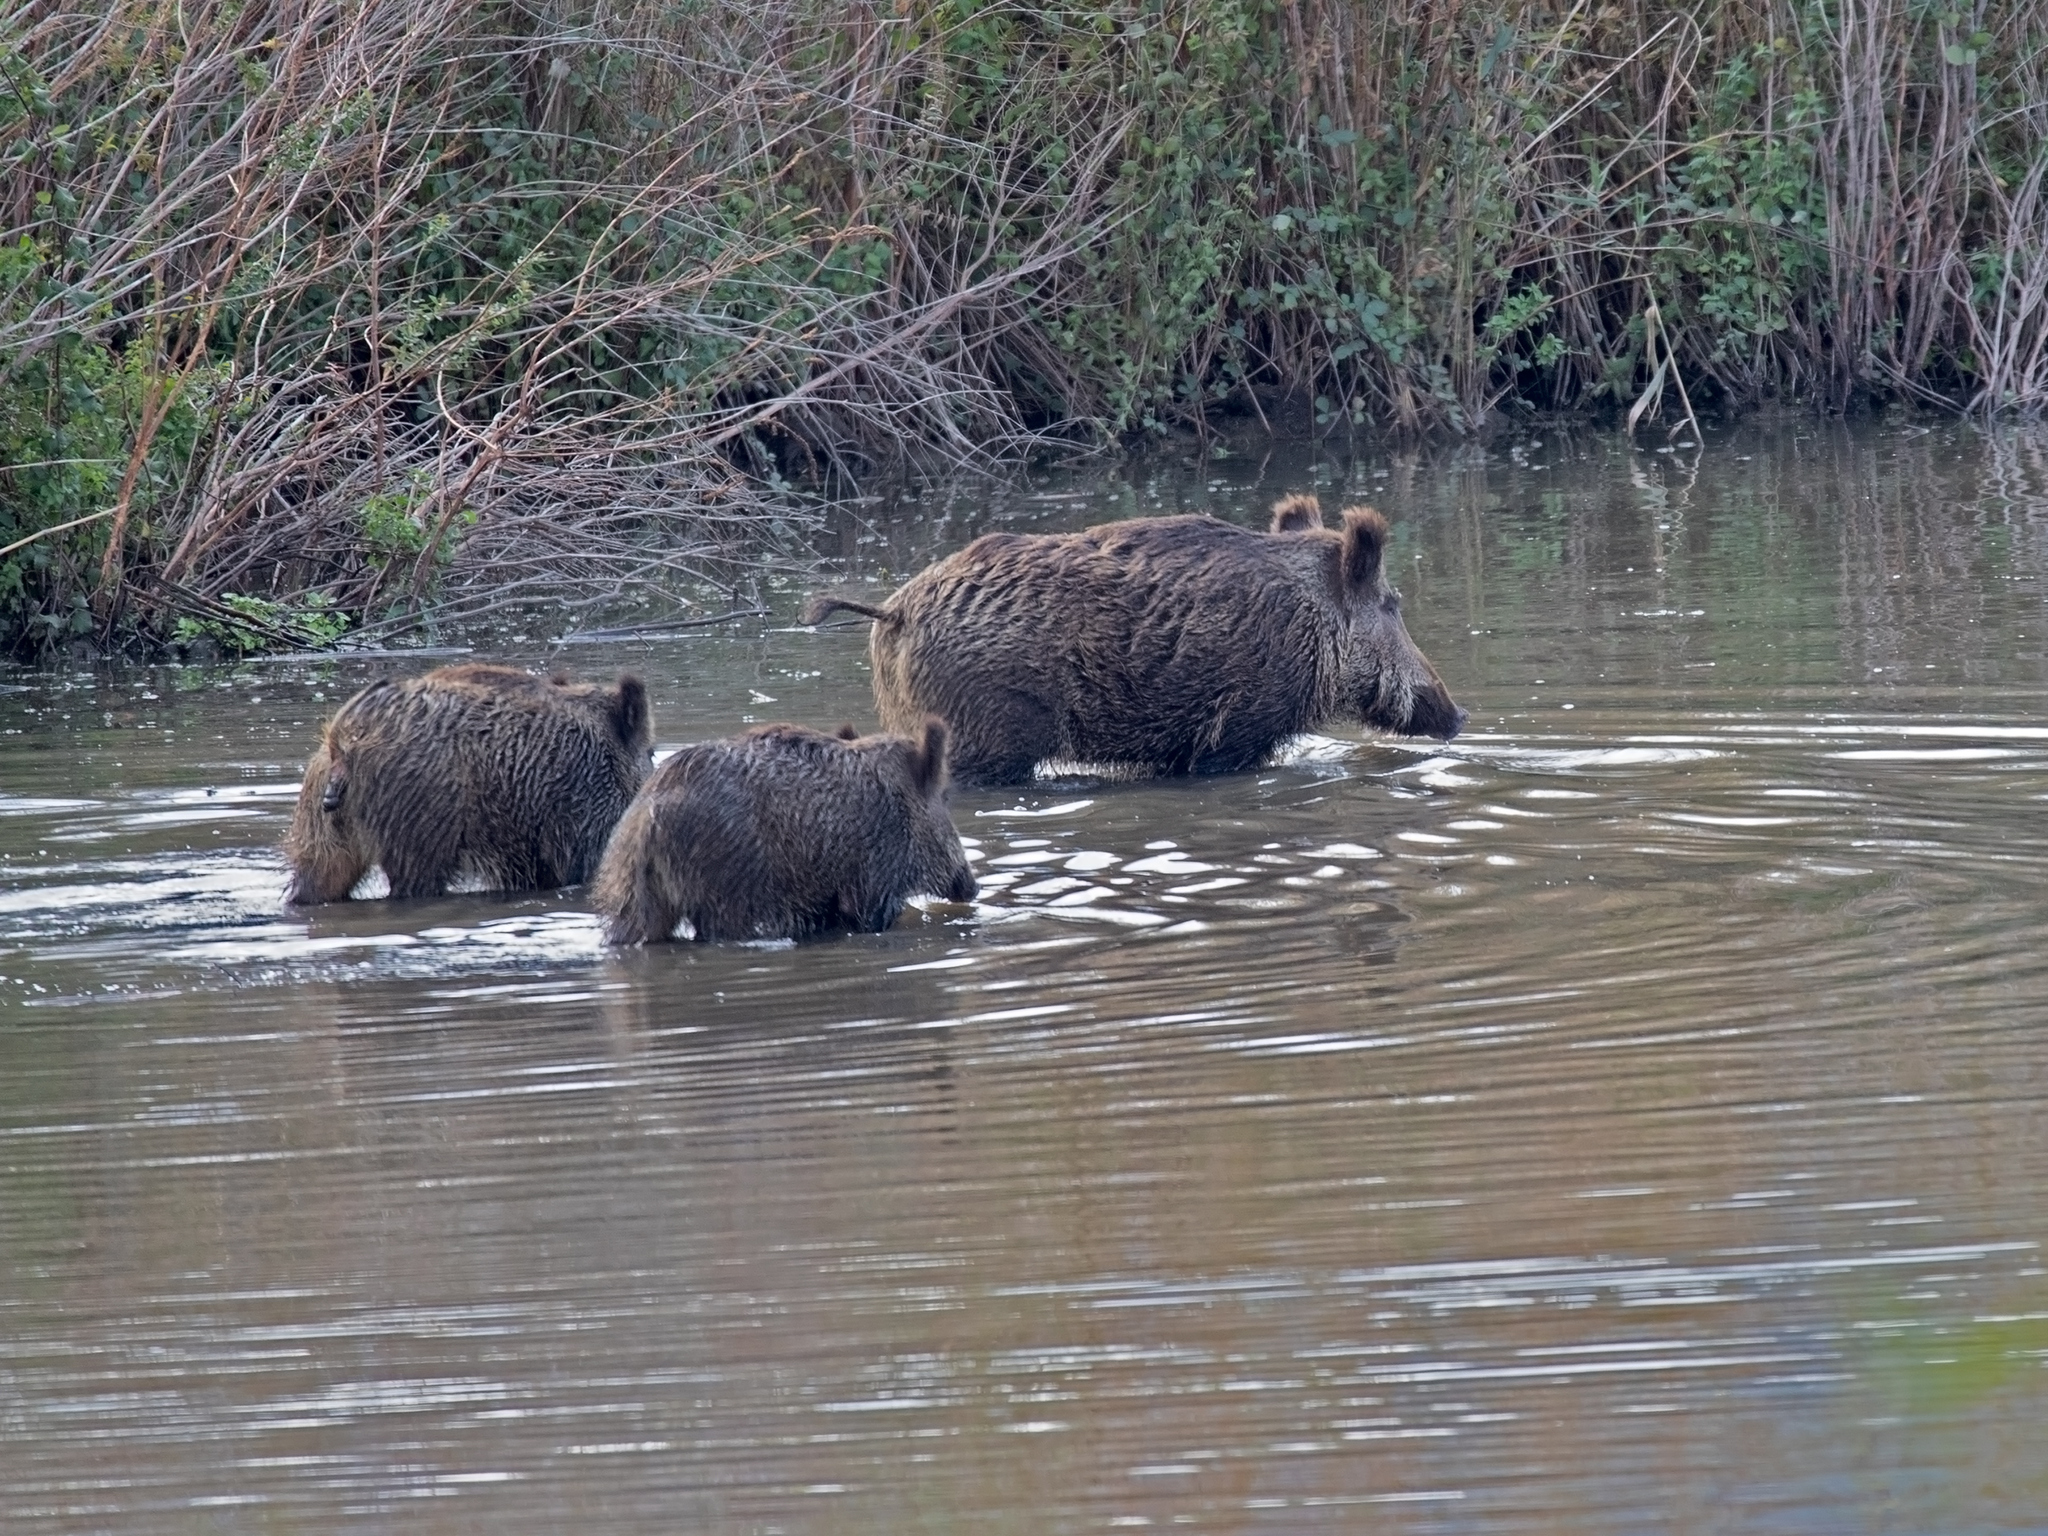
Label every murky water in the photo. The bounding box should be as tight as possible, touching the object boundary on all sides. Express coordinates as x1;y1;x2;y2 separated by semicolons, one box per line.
5;419;2048;1533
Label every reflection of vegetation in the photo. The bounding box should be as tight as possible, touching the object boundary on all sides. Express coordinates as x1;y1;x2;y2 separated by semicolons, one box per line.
1835;1287;2048;1528
0;1033;86;1304
1858;1311;2048;1417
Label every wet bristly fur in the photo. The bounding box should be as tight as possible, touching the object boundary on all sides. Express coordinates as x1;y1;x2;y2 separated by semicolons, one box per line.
594;719;977;944
803;492;1466;786
1268;493;1325;532
283;663;654;903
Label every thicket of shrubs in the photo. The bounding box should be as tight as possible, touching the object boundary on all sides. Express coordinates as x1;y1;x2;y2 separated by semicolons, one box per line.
2;0;2040;656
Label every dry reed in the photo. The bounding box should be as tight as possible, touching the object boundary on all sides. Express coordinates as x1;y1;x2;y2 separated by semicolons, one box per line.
1;0;2043;654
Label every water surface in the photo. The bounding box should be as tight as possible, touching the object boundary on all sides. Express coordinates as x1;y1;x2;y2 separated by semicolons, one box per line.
4;420;2048;1532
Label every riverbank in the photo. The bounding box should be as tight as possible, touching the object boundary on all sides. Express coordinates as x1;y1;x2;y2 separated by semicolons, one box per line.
4;0;2041;658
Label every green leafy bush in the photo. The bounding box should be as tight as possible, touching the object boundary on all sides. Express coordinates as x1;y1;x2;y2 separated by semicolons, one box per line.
4;0;2044;656
171;592;350;656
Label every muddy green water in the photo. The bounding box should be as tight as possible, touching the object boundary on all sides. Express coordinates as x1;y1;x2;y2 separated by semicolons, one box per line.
4;420;2047;1533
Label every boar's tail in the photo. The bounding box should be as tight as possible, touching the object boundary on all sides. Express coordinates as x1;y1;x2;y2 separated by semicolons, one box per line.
801;594;899;627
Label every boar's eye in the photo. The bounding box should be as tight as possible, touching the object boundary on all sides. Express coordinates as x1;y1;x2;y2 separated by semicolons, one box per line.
1382;590;1403;615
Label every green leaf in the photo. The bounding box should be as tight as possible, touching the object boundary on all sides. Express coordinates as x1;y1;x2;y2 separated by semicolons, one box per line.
1480;25;1515;81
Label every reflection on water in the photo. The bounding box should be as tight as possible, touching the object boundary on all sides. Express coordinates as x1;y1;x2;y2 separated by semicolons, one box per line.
5;419;2048;1532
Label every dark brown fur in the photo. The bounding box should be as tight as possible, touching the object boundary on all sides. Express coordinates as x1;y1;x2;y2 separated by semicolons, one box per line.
593;719;977;944
1268;492;1325;532
283;664;653;903
802;493;1467;784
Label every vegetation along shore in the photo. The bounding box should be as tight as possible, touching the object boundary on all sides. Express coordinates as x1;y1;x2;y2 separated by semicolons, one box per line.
2;0;2037;659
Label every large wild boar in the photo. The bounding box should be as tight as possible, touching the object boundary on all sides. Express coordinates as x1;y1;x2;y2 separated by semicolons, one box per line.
594;719;978;944
803;493;1467;784
284;664;652;903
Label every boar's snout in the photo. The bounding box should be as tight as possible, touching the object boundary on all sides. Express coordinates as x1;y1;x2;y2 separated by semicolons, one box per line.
948;864;979;904
1410;682;1468;742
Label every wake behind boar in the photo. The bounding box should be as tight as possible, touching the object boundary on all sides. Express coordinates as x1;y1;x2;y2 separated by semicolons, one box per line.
594;719;977;944
284;664;652;904
803;494;1467;784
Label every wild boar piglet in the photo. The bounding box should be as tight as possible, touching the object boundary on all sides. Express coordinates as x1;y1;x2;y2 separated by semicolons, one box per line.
284;663;652;903
594;719;977;944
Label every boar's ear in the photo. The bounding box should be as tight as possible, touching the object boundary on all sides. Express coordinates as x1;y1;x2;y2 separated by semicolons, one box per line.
835;722;861;741
610;675;651;749
1339;505;1389;593
911;716;950;796
1270;492;1323;533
